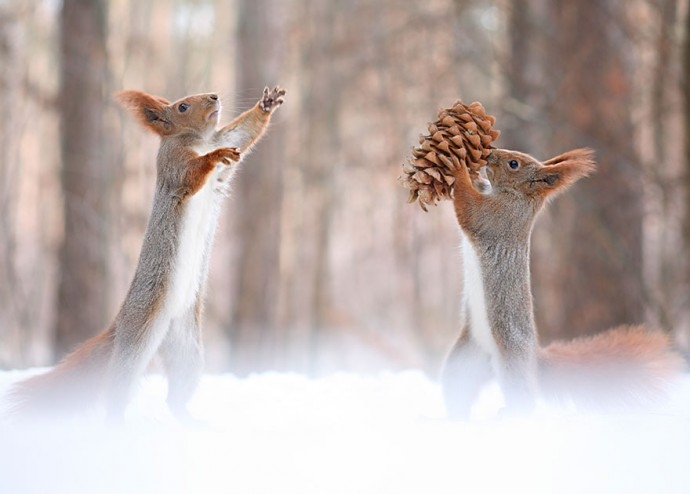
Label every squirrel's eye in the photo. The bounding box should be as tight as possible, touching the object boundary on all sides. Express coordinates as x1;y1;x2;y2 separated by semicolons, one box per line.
178;103;189;113
508;159;519;170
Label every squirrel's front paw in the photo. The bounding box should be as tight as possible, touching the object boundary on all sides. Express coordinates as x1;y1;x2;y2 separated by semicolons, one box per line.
259;86;286;113
213;147;241;165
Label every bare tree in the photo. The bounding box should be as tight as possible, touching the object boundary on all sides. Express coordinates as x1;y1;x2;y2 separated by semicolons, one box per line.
293;0;341;371
683;0;690;339
55;0;111;358
541;1;645;339
0;4;25;364
228;0;287;374
648;0;683;332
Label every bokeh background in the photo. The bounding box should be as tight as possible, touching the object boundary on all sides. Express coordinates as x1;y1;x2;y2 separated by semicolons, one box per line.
1;0;689;375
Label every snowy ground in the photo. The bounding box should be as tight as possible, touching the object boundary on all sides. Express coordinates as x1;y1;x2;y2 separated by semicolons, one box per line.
1;370;689;494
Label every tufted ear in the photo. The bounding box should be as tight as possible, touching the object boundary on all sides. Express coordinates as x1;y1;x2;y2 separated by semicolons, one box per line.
115;90;173;136
532;148;596;201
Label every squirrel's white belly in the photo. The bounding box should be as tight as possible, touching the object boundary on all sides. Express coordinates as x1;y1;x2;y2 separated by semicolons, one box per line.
166;171;221;317
461;233;500;358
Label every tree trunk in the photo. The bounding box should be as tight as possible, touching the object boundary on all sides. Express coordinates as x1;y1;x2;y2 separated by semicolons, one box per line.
684;0;690;330
0;5;25;365
300;0;339;373
541;0;645;339
55;0;110;358
229;0;286;374
503;0;544;151
650;0;678;332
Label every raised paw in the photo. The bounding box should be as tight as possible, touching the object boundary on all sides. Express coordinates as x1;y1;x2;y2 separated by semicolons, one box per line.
259;85;286;113
213;147;241;165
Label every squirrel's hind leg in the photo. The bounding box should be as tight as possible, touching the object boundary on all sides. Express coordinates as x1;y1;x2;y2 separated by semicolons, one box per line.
494;350;538;417
160;308;204;421
441;330;493;420
105;316;171;422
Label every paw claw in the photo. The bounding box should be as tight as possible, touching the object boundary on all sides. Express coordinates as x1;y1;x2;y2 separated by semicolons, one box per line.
214;147;241;166
259;85;286;113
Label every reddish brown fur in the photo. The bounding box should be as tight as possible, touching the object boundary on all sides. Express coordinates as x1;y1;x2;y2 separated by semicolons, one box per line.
184;147;240;197
114;91;222;138
7;327;115;417
539;326;685;409
484;148;596;202
115;91;172;135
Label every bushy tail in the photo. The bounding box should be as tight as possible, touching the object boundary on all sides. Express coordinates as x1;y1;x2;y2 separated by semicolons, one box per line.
538;325;685;410
4;326;115;419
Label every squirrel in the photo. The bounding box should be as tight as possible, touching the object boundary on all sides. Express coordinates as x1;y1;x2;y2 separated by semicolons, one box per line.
442;147;685;418
5;86;286;421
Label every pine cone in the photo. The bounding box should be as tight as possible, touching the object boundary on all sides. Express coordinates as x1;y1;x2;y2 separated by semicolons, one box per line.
399;101;500;211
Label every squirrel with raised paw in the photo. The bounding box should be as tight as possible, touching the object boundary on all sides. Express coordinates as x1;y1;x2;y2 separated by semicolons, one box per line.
6;86;286;422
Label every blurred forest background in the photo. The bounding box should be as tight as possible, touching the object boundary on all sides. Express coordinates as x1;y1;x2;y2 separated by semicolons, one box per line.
1;0;689;376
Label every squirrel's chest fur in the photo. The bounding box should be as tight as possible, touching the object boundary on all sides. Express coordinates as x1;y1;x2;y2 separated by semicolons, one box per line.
461;232;500;357
165;146;228;316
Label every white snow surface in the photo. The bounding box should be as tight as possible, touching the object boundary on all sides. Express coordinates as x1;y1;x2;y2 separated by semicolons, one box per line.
1;369;690;494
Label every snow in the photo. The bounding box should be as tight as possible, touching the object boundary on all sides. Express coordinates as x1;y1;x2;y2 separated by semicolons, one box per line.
1;370;690;494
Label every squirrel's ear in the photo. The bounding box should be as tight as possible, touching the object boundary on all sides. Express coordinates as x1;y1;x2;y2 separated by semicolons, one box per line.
533;148;596;200
115;90;173;136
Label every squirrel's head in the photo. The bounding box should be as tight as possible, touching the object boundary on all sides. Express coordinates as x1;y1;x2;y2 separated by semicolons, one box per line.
115;90;221;138
485;148;596;206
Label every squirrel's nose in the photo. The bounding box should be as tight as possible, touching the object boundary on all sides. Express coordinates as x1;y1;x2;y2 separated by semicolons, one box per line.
209;94;219;101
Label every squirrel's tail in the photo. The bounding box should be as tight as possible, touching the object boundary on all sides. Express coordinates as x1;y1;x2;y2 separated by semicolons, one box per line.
538;325;685;410
4;326;115;419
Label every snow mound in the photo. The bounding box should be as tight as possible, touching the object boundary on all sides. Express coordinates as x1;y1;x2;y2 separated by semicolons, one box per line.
1;370;689;494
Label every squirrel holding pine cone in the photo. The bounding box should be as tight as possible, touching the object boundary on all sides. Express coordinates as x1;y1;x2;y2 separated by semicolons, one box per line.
402;101;684;418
